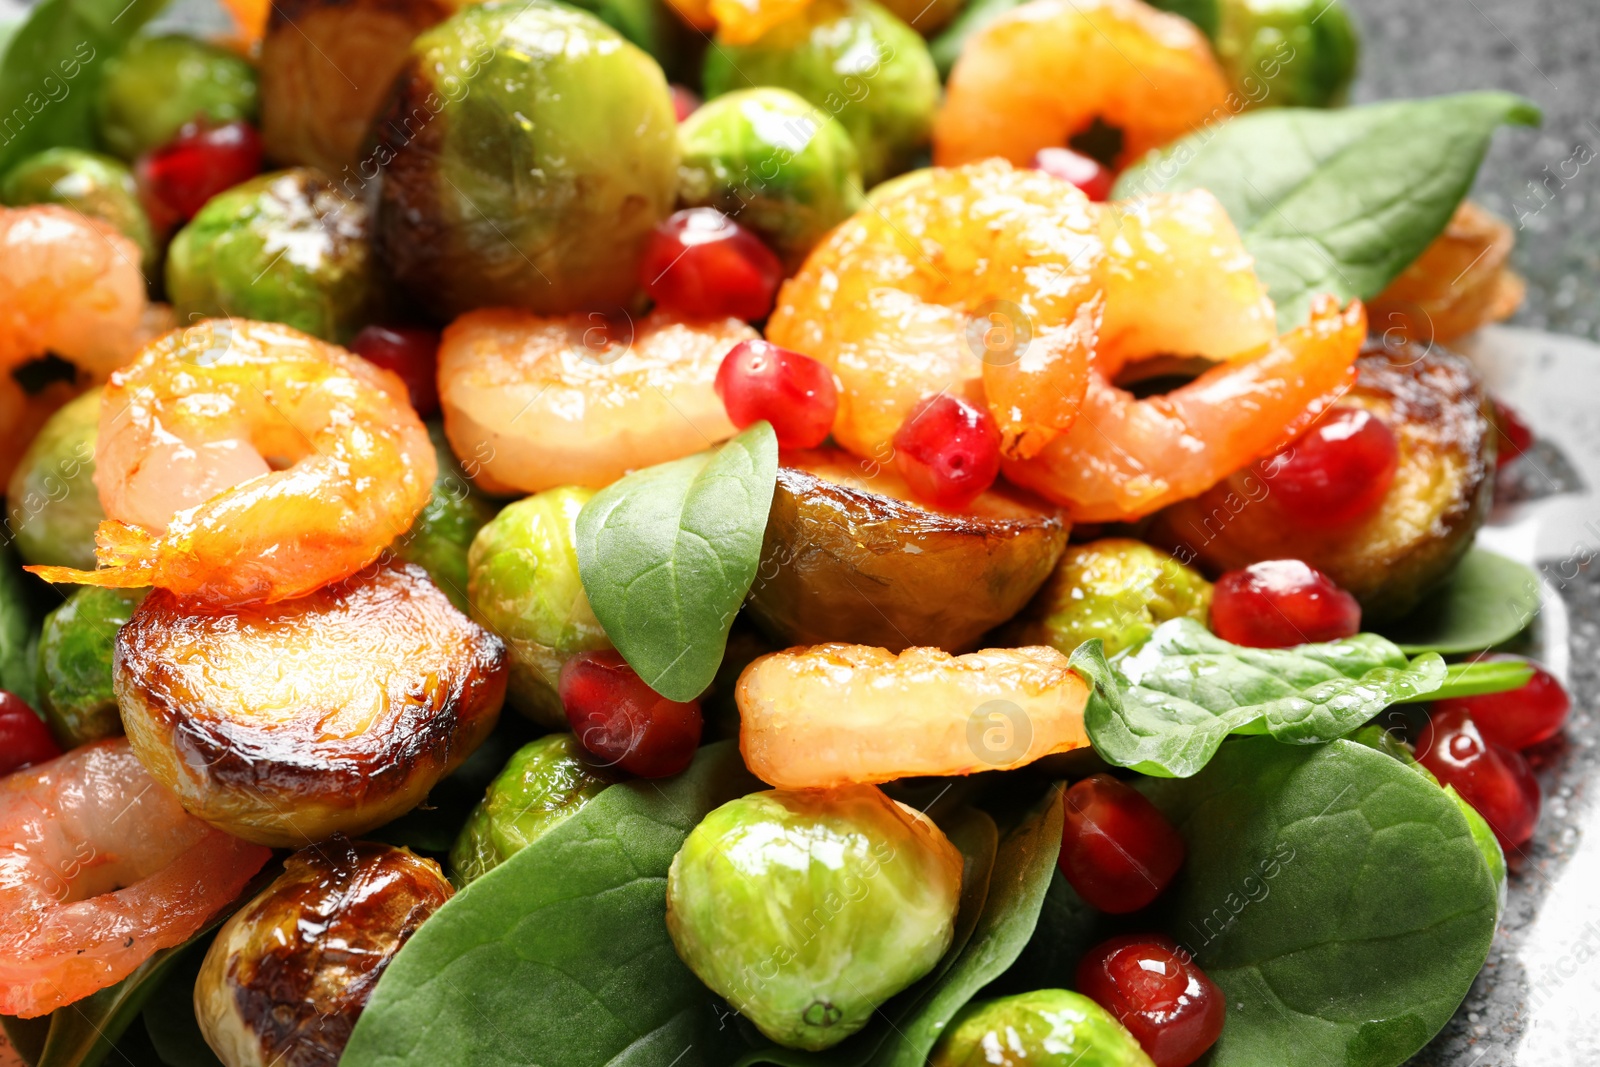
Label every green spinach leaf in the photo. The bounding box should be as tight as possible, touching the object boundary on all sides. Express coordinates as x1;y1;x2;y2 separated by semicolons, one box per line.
576;423;778;702
1113;93;1541;329
139;943;223;1067
1379;547;1542;655
1392;657;1534;703
0;540;38;703
1078;618;1446;778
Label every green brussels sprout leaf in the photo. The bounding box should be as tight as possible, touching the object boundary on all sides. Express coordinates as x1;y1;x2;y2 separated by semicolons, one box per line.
1377;546;1544;655
37;586;146;748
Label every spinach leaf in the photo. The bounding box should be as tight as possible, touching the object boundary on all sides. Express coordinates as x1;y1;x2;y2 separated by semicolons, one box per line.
1078;618;1446;778
1113;93;1541;329
0;540;38;703
576;423;778;702
139;944;224;1067
1379;547;1542;655
1392;658;1533;703
1138;737;1499;1067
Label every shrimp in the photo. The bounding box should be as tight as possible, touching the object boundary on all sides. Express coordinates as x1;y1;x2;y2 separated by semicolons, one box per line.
933;0;1230;171
28;318;435;604
438;308;759;495
671;0;961;41
767;160;1105;461
0;739;272;1019
1368;200;1524;346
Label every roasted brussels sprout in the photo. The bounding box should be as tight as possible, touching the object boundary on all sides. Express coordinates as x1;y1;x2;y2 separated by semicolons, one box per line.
466;487;611;728
375;1;679;318
1212;0;1358;109
995;539;1212;657
115;563;506;846
95;33;260;161
677;88;863;269
37;587;146;748
931;990;1155;1067
745;448;1066;652
667;784;962;1049
4;387;103;570
196;839;452;1067
702;0;940;186
165;168;377;342
0;149;157;273
449;733;615;884
391;424;498;612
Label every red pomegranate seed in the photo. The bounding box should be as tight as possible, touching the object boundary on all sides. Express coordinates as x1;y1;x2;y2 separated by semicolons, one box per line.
1076;934;1225;1067
639;208;783;322
1209;560;1361;648
1258;405;1399;526
1060;774;1186;914
559;650;702;778
0;692;62;776
137;120;264;227
1033;146;1114;201
1491;398;1533;468
670;84;701;122
1433;654;1570;751
891;394;1002;510
714;339;837;448
350;325;442;418
1418;707;1541;851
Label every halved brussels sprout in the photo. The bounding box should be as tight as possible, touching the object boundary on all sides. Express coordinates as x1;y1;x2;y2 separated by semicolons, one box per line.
375;1;679;318
702;0;940;186
95;33;260;161
932;990;1155;1067
196;839;452;1067
37;587;146;748
449;733;615;885
391;424;498;612
1212;0;1358;109
466;487;611;728
1;149;157;274
4;387;103;570
667;785;962;1049
166;168;377;343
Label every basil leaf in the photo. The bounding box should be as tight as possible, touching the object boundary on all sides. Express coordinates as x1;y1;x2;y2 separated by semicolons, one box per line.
1114;93;1541;329
576;423;779;702
1379;547;1542;655
1138;737;1499;1067
1081;617;1446;778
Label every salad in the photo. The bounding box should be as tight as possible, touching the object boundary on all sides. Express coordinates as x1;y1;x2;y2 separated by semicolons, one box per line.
0;0;1569;1064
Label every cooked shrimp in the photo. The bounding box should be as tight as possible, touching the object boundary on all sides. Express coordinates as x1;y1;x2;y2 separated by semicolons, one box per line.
0;739;272;1019
933;0;1230;171
1005;294;1368;522
1369;200;1524;346
438;308;759;495
672;0;960;41
28;319;435;604
767;160;1105;460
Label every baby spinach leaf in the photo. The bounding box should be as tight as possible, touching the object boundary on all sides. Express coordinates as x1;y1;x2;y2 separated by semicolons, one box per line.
139;942;223;1067
1379;547;1543;655
0;540;39;703
576;423;778;702
1392;657;1534;703
1138;737;1499;1067
1079;618;1446;778
1114;93;1541;329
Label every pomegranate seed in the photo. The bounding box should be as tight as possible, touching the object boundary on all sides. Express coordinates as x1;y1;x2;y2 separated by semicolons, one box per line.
1209;560;1361;648
714;339;838;448
1060;774;1185;914
350;325;442;418
1076;934;1225;1067
1258;405;1399;526
639;208;783;322
0;692;61;776
1033;146;1114;201
137;120;264;227
670;84;701;122
559;650;702;778
891;394;1002;510
1433;654;1569;751
1491;398;1533;468
1418;707;1540;851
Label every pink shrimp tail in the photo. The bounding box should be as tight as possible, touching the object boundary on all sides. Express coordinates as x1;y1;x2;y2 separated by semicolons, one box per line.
25;520;158;589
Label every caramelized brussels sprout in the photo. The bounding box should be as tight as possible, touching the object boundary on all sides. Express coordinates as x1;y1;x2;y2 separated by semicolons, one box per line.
1213;0;1358;109
115;563;506;846
390;424;498;612
4;387;103;570
932;991;1155;1067
449;733;615;884
1;149;156;273
702;0;940;185
667;785;962;1049
95;33;260;161
196;839;452;1067
375;1;679;318
166;168;377;342
37;587;146;748
466;487;611;728
745;448;1066;652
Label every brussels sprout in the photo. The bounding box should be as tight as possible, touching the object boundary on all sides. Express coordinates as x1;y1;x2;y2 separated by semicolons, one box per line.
4;387;103;570
35;587;145;748
702;0;940;186
677;88;863;269
931;990;1155;1067
449;733;615;884
666;784;962;1050
391;425;498;612
375;1;679;319
1212;0;1359;109
997;539;1212;658
95;33;260;161
166;168;377;342
0;149;157;273
467;487;611;727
